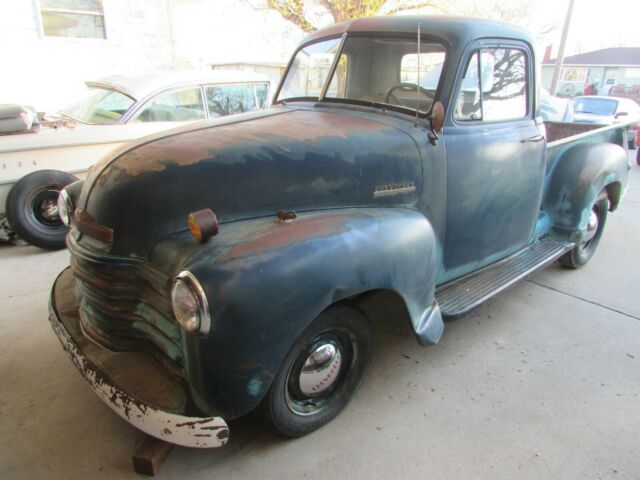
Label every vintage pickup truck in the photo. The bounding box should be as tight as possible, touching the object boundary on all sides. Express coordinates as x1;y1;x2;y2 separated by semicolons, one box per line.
49;16;631;449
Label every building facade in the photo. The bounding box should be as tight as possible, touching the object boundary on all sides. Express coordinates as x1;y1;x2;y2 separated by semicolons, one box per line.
0;0;303;112
542;48;640;98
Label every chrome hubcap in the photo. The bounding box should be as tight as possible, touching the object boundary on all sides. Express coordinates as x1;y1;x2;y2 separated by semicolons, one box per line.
40;199;59;221
299;344;342;396
584;209;599;243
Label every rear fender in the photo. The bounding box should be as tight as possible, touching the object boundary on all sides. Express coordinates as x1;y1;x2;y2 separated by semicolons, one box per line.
179;208;442;418
543;142;629;243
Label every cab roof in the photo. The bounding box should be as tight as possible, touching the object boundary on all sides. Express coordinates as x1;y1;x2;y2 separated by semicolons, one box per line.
302;15;533;49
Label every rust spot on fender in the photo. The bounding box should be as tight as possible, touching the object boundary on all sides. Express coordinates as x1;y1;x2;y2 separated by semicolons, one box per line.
221;213;352;261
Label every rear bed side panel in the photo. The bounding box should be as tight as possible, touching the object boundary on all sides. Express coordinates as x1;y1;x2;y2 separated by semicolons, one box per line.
543;140;629;242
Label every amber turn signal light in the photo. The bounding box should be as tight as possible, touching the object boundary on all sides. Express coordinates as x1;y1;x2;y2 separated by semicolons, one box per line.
187;209;219;243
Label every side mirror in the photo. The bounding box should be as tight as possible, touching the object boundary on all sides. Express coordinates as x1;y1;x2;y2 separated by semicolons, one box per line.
430;101;444;133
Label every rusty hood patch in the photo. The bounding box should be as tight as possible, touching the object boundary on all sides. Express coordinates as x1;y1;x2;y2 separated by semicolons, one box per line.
79;106;421;257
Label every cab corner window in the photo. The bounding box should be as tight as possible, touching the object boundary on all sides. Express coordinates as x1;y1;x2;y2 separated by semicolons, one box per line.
455;47;528;122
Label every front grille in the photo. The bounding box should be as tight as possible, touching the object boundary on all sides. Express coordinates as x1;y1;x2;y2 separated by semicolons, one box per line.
69;239;184;377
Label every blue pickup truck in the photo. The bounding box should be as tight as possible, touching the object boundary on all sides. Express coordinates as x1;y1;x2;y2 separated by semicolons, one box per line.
49;16;631;449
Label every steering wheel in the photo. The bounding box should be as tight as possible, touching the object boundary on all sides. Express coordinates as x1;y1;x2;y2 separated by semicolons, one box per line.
384;83;434;108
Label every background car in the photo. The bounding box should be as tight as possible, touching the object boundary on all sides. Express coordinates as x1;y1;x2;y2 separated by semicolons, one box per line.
564;96;640;150
0;70;270;249
540;87;569;122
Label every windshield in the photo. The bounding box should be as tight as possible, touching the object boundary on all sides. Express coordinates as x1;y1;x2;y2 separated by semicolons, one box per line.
571;98;618;116
277;35;446;114
61;87;136;124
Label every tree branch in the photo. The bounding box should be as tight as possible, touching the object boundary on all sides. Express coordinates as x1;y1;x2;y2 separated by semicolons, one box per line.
267;0;315;32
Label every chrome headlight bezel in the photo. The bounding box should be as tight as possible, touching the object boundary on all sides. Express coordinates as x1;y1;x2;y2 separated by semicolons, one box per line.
171;270;211;335
57;188;74;226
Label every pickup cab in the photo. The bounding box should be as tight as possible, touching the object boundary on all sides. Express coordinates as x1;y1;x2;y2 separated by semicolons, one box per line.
48;16;630;449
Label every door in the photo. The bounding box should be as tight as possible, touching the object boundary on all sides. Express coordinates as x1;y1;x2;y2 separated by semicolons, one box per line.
440;43;546;282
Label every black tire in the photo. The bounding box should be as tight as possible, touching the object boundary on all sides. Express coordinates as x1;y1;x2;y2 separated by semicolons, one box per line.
636;147;640;166
258;303;373;438
5;170;78;250
558;192;608;269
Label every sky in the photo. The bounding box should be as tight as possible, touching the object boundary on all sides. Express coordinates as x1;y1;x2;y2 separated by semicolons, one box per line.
527;0;639;56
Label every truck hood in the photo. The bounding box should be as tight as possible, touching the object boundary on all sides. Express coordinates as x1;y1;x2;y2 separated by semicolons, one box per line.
79;106;422;258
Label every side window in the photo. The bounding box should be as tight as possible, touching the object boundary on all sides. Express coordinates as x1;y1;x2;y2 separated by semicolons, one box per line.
255;84;269;109
205;84;257;117
455;47;528;122
135;87;205;122
454;52;482;121
482;48;527;121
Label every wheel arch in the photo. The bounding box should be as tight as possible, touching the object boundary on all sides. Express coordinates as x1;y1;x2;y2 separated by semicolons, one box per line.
543;142;629;243
179;208;444;419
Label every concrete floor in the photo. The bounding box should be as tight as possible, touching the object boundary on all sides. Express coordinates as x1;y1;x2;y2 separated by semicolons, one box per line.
1;153;638;480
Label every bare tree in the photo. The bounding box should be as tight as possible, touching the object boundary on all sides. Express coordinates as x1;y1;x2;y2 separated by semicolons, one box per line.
266;0;443;32
265;0;559;44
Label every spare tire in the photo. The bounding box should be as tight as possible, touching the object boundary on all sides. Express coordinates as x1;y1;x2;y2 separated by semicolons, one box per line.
6;170;78;250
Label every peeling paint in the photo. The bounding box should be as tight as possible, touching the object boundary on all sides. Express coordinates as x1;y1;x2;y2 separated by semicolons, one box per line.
49;300;229;449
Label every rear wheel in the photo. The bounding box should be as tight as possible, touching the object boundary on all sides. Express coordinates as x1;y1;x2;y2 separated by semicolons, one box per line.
5;170;77;250
258;304;372;438
558;191;608;269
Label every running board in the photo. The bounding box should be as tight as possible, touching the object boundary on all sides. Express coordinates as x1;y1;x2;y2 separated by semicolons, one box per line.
436;239;573;318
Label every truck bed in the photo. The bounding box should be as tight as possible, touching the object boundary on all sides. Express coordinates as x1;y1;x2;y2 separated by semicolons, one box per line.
544;121;603;144
544;121;630;176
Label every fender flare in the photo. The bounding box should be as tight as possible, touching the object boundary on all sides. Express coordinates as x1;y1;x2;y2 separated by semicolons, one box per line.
181;208;443;419
543;142;629;243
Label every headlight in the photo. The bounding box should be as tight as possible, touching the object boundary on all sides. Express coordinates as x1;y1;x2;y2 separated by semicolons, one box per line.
171;271;210;334
57;189;74;226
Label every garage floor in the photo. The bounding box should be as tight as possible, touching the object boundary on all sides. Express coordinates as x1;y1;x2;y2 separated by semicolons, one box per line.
1;155;638;480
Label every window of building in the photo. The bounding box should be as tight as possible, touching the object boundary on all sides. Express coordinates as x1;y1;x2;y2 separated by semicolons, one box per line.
561;67;588;82
40;0;106;39
624;67;640;78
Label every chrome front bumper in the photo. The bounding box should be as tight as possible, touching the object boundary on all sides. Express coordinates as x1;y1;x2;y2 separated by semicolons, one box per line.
49;269;229;449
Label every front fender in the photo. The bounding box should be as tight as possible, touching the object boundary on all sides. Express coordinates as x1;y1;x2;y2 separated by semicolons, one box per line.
174;208;442;419
543;142;629;243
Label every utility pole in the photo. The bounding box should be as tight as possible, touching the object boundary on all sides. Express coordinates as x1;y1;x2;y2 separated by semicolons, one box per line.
549;0;575;95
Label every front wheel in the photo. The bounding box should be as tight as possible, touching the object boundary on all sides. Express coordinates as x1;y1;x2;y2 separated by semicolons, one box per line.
5;170;78;250
258;304;373;438
558;191;608;269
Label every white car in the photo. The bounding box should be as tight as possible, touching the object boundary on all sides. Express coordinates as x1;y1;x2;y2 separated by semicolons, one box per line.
564;96;640;150
0;70;270;249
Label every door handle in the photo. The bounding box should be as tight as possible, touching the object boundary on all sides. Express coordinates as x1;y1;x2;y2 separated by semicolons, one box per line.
521;135;545;143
